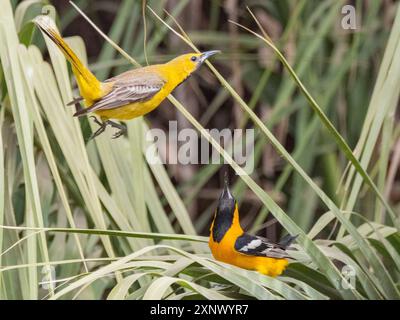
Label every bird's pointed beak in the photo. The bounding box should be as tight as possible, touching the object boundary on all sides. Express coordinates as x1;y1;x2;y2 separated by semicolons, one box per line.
217;171;236;216
200;50;221;63
220;171;234;201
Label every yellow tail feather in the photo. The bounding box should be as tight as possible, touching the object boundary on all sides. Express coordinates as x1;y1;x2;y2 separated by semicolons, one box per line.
34;16;102;103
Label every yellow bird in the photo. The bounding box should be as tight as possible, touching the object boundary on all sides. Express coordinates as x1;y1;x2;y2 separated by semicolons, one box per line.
34;16;219;139
209;175;297;277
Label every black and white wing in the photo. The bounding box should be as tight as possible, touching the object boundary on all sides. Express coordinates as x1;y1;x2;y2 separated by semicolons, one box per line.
234;233;296;259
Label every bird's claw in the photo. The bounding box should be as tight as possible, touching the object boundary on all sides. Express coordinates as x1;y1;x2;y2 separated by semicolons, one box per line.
88;118;125;140
112;130;124;139
90;116;103;126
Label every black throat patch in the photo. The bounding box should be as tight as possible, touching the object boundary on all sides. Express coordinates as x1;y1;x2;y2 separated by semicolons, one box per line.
212;198;236;243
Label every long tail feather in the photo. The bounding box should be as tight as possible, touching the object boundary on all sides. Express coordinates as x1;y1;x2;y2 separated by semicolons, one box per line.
34;16;102;102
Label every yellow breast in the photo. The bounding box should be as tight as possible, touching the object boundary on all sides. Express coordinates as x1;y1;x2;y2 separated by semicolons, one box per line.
94;86;172;120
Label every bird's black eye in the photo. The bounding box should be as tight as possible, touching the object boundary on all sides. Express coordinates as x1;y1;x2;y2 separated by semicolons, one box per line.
190;56;197;62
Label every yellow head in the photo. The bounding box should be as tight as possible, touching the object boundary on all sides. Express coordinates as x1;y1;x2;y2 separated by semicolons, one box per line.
166;51;220;76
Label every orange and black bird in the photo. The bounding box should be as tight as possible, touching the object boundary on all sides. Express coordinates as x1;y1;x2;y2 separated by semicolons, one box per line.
34;16;219;139
209;174;297;277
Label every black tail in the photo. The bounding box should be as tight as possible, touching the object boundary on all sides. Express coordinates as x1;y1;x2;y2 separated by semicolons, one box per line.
278;234;298;249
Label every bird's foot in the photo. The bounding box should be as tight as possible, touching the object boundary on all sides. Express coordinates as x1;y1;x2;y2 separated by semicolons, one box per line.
112;130;125;139
90;116;104;127
88;118;126;140
89;116;107;140
107;120;126;139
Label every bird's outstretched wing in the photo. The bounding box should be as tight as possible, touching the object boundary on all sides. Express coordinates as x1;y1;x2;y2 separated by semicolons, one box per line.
74;72;166;117
234;233;297;259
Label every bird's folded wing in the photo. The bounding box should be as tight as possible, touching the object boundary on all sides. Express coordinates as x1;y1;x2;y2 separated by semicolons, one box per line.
74;73;166;116
234;233;289;259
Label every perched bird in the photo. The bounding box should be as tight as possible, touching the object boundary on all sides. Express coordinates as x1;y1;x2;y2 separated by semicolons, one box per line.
209;175;297;277
34;16;219;139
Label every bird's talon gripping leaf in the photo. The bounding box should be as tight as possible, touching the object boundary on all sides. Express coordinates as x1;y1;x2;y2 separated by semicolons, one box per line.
88;128;105;140
112;130;124;139
90;116;103;127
